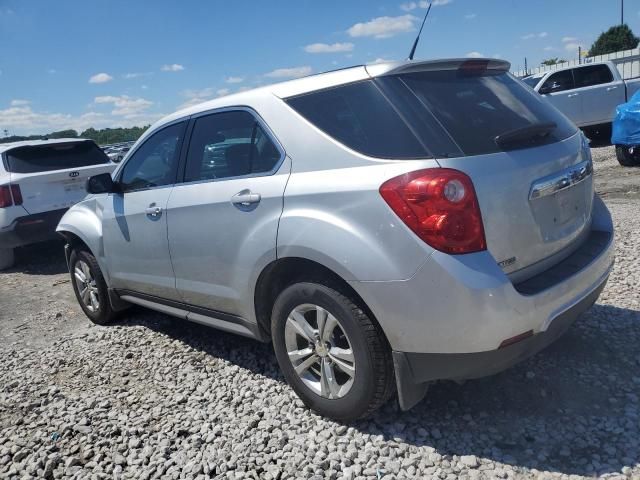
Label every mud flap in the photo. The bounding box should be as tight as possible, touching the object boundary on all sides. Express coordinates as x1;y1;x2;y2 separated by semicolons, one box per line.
392;351;429;411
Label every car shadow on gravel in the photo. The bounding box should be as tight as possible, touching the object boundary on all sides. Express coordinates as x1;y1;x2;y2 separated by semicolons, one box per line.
1;240;68;276
115;303;639;477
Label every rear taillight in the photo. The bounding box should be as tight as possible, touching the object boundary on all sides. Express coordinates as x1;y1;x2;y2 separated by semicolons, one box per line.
10;185;23;206
0;184;23;208
380;168;486;254
0;186;12;208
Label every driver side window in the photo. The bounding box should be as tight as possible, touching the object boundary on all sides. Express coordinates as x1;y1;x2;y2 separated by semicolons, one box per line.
119;122;186;192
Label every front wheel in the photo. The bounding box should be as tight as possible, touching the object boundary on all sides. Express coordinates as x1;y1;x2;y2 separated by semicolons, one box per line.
615;145;640;166
271;281;395;421
69;248;117;325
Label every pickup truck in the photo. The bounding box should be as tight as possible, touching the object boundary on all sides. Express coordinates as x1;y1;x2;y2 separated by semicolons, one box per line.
522;61;640;136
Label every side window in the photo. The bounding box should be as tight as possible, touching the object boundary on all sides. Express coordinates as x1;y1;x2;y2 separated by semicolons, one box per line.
540;70;575;94
574;65;614;88
119;122;186;192
184;110;282;182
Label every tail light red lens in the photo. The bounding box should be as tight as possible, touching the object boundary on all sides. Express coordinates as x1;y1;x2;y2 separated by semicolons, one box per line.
379;168;487;254
10;185;23;206
0;186;12;208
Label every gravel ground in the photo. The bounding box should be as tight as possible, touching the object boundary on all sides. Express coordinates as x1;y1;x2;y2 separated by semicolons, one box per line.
1;146;639;480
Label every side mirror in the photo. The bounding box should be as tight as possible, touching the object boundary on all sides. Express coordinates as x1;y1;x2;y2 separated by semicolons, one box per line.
538;85;551;95
86;173;117;194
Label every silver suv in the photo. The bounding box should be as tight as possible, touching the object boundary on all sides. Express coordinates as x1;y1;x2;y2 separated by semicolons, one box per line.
58;59;615;421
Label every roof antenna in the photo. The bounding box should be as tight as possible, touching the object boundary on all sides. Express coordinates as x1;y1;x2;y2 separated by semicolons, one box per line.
408;2;433;61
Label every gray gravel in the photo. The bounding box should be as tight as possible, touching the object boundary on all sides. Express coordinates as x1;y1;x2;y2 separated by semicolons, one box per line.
1;146;639;479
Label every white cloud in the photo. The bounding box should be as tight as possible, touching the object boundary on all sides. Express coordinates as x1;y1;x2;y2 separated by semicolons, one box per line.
401;0;452;11
94;95;153;118
562;36;578;43
522;32;548;40
544;46;557;52
564;42;585;53
465;51;484;58
89;73;113;84
10;99;30;107
123;72;152;79
0;102;161;136
304;42;355;53
178;88;216;109
225;76;244;84
47;69;57;74
161;64;185;72
264;66;313;79
465;13;477;19
347;15;417;39
216;88;230;97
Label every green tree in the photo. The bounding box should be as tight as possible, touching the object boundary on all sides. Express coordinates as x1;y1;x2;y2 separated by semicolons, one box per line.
589;24;639;57
541;57;566;66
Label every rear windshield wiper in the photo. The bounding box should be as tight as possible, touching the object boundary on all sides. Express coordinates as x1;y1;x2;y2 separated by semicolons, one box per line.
494;122;557;148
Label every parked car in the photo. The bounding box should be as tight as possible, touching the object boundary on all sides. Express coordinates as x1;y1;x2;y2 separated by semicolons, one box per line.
611;90;640;166
522;61;640;138
0;138;115;269
58;58;615;420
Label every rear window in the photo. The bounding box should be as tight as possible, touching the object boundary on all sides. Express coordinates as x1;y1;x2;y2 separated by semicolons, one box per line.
4;141;110;173
286;68;577;158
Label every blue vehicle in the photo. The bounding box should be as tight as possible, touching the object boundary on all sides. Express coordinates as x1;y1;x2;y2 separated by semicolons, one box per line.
612;90;640;166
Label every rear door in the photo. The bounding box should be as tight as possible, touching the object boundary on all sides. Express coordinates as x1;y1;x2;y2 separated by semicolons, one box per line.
573;64;624;125
375;65;592;278
539;69;583;125
167;109;289;316
5;141;115;214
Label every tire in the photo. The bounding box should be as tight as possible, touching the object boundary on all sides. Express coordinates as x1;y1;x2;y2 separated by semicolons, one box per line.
615;145;640;167
271;281;395;421
0;248;15;270
69;248;117;325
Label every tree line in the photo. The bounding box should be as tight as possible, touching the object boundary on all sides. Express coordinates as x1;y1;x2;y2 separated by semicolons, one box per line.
0;126;150;146
541;24;639;66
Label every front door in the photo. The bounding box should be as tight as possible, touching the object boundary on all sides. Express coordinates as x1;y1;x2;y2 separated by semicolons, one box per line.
167;110;289;317
103;121;187;300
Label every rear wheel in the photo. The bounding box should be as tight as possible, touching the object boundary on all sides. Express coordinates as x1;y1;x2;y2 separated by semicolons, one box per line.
0;248;15;270
615;145;640;167
69;248;117;325
271;281;394;421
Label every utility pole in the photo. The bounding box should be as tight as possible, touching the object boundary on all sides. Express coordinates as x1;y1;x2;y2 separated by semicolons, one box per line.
622;0;625;25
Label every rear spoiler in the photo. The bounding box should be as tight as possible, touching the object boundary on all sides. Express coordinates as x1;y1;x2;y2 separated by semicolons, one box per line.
366;58;511;77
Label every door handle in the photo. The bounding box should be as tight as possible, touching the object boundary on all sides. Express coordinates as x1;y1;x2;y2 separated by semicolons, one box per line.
567;93;579;98
231;190;261;207
145;205;163;218
606;86;618;91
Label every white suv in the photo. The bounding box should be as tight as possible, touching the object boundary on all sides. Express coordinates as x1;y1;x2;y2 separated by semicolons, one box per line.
0;138;115;269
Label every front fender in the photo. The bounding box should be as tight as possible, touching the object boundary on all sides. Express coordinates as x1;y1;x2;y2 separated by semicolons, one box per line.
56;198;109;284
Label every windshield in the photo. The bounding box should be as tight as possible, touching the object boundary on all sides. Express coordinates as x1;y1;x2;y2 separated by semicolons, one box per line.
521;75;543;88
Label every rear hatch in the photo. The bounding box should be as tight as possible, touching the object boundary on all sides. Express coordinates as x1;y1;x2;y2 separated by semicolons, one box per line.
373;60;593;279
4;140;115;214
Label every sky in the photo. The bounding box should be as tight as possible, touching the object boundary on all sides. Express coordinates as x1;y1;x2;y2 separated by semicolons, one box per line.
0;0;638;136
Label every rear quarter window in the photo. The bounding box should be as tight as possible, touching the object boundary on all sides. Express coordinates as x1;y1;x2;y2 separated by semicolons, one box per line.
4;141;110;174
285;81;430;159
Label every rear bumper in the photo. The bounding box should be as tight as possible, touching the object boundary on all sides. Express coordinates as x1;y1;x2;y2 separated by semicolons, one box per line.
350;195;614;410
0;208;67;249
392;277;608;409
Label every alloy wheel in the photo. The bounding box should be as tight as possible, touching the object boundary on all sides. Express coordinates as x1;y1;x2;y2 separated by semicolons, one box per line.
74;260;100;313
284;303;356;399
